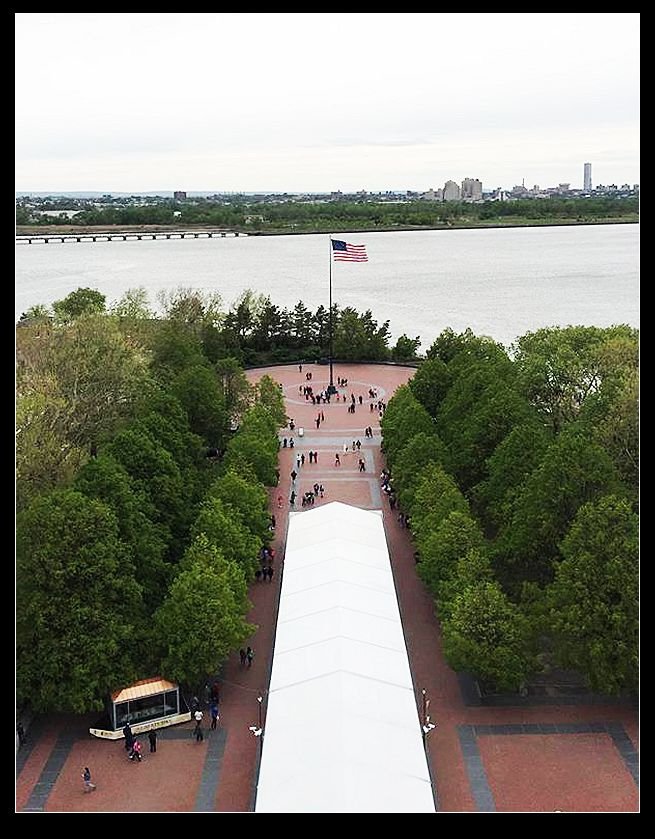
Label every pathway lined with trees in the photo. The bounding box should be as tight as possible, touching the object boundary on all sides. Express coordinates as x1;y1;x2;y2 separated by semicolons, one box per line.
16;283;638;811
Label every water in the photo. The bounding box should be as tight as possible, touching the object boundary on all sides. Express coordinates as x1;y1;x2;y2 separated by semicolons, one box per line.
15;224;639;350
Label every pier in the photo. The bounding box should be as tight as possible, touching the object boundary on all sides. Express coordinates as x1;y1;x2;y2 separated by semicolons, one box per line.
15;229;246;244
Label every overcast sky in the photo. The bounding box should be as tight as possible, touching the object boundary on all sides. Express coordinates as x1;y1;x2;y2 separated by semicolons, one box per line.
15;13;639;194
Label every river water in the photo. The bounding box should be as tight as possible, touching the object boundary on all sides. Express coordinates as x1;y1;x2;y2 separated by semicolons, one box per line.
15;224;639;350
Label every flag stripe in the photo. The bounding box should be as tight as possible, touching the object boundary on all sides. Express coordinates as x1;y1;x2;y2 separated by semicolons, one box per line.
331;239;368;262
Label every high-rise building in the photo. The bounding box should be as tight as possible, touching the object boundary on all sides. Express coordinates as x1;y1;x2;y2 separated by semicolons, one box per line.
443;180;460;201
583;163;592;192
461;178;483;201
173;190;187;201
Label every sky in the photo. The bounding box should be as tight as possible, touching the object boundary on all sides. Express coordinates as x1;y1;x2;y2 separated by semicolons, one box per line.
15;13;640;194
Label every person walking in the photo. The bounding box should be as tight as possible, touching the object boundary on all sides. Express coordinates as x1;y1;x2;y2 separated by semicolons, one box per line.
290;469;297;482
194;709;204;742
82;766;96;792
246;646;254;668
17;721;26;748
239;648;247;666
148;729;157;753
210;701;219;730
129;739;143;761
123;721;134;753
335;453;340;467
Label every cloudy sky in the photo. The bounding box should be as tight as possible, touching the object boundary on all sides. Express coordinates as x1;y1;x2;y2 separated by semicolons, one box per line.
15;13;639;193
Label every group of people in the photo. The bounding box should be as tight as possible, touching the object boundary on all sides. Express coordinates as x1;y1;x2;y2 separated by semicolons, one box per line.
380;469;397;509
255;545;275;582
122;721;157;762
364;426;374;438
301;484;324;506
239;646;255;668
301;384;334;405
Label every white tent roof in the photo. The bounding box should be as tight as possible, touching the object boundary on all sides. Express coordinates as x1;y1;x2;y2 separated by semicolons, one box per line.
255;502;435;813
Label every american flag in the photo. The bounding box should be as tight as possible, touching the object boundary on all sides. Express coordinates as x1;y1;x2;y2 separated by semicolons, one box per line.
331;239;368;262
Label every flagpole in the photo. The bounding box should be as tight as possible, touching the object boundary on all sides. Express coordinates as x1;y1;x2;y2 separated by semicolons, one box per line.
328;235;336;395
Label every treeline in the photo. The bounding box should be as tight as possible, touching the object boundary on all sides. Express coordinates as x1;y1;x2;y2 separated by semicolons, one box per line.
16;286;288;713
381;326;638;695
20;287;421;367
18;197;639;232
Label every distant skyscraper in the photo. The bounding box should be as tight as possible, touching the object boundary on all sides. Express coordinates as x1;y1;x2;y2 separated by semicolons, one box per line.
443;180;460;201
461;177;483;201
584;163;592;192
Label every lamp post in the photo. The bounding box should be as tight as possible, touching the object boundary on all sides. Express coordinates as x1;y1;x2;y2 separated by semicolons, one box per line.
327;237;337;395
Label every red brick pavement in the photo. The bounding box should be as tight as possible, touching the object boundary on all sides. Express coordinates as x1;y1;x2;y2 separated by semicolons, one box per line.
15;362;639;812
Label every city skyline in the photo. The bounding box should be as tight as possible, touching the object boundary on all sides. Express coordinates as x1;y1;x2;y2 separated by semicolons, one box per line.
15;13;639;193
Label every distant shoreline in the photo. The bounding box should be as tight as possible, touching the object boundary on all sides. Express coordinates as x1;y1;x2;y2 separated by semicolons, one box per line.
16;217;638;238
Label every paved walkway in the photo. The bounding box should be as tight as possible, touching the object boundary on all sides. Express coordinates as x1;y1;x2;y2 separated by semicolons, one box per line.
15;362;639;812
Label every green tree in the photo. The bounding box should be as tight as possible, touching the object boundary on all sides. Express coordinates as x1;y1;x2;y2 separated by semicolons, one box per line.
192;496;261;577
52;287;106;321
74;455;170;609
16;490;142;712
333;307;391;361
111;287;154;320
472;420;552;529
19;304;52;322
16;385;86;510
439;548;494;614
391;431;447;514
150;321;208;376
418;511;486;602
380;390;436;467
254;374;287;428
513;325;637;433
291;300;314;346
172;364;228;447
106;426;189;547
409;358;451;417
409;463;469;543
546;495;638;695
209;469;271;543
391;334;421;362
494;423;622;586
439;371;533;492
222;430;279;487
215;357;252;426
17;313;151;453
425;327;502;364
593;367;639;497
442;582;534;692
155;535;255;688
158;287;224;330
